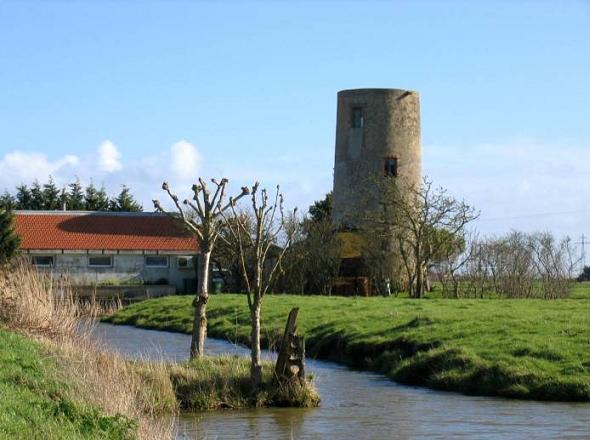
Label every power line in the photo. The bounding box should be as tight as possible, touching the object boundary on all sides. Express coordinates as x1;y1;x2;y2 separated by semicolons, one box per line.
576;234;590;269
477;209;590;222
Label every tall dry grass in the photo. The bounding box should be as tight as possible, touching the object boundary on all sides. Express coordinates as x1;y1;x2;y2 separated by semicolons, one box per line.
0;261;176;439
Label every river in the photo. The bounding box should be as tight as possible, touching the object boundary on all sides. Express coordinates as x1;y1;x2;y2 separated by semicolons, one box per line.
91;322;590;439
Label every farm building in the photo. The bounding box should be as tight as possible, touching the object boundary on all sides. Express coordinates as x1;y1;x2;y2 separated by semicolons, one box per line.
13;211;199;296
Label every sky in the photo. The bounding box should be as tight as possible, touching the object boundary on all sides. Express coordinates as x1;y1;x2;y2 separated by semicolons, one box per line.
0;0;589;239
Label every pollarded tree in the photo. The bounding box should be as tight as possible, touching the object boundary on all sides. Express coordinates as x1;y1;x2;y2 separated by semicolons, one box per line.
223;183;296;386
154;178;250;359
0;207;20;264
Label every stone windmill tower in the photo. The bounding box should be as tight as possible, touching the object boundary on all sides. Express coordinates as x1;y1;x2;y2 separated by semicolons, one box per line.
332;88;421;228
331;88;421;294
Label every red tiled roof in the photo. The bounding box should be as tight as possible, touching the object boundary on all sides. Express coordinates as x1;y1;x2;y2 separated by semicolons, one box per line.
14;212;198;252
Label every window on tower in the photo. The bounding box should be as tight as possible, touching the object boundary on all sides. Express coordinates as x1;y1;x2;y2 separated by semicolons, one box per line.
351;107;364;128
384;157;398;177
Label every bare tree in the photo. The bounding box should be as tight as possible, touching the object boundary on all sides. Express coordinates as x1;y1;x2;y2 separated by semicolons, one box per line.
372;177;479;298
222;182;296;386
462;232;579;299
302;218;341;295
273;212;308;295
437;230;477;298
529;232;577;299
153;179;249;359
274;212;341;296
211;211;254;293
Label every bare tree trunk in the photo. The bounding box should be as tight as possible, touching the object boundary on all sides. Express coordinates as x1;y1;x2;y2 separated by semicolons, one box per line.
274;307;305;382
415;261;424;299
250;295;263;387
452;275;460;299
191;250;211;359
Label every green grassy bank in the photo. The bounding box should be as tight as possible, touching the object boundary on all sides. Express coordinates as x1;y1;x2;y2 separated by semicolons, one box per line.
0;328;136;439
0;328;318;440
104;292;590;402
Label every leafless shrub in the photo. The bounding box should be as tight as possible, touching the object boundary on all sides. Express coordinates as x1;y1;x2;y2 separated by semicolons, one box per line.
459;232;577;299
275;215;341;295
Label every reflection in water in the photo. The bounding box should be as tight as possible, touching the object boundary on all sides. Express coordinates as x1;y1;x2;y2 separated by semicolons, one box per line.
91;323;590;440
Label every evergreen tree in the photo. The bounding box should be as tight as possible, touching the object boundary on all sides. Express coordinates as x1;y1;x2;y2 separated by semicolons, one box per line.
95;185;111;211
15;185;32;210
42;176;61;210
0;207;20;264
6;179;143;212
0;191;16;210
67;179;85;210
578;266;590;282
30;180;44;210
84;182;100;210
308;192;332;223
110;185;142;212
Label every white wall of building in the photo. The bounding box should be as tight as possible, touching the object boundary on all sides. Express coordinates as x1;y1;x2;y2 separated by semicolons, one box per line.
28;252;198;293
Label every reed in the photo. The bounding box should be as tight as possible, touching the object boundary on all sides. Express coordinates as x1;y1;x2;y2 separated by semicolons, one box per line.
0;261;175;439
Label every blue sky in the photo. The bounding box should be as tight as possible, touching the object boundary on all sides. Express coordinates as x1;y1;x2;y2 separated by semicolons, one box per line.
1;1;589;238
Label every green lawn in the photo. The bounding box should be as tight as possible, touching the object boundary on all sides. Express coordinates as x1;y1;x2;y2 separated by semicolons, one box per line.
570;281;590;299
105;290;590;402
0;328;135;440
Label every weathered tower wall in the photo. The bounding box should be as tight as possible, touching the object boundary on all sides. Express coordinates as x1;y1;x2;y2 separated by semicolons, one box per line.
332;88;421;229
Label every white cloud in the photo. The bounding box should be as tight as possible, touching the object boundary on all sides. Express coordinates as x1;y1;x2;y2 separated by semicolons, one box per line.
170;140;201;181
0;140;205;208
6;136;587;239
97;140;122;172
0;151;79;185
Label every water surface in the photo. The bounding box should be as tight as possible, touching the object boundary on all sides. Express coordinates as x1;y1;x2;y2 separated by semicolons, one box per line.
91;323;590;439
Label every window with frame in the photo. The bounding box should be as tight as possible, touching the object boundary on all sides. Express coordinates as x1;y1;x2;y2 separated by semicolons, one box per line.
384;157;398;177
351;107;364;128
32;255;54;267
88;255;113;267
177;256;194;269
145;256;169;268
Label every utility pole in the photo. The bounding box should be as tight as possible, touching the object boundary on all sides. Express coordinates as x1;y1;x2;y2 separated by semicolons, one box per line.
576;234;589;271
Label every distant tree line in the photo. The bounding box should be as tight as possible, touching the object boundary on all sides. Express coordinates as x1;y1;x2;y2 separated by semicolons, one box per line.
436;231;578;299
269;180;579;300
578;266;590;282
0;177;142;212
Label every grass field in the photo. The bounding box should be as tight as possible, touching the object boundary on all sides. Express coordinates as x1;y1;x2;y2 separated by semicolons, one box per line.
105;286;590;402
569;282;590;299
0;328;135;439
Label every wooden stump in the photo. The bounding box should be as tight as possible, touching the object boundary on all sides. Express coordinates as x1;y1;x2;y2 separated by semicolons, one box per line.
274;307;305;382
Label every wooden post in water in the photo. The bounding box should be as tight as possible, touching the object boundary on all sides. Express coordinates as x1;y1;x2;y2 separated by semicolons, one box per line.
274;307;305;382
